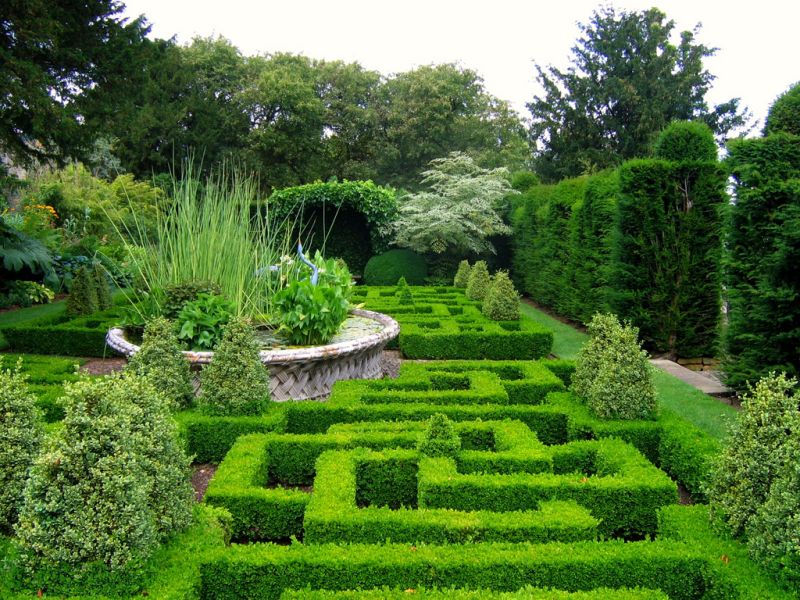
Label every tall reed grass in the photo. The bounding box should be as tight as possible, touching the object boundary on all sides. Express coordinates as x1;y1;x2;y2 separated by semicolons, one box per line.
116;164;297;319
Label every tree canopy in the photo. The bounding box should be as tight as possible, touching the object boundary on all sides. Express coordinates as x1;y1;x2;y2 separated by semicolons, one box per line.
527;6;750;182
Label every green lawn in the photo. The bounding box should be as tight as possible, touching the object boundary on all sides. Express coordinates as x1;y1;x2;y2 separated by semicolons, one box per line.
520;300;737;441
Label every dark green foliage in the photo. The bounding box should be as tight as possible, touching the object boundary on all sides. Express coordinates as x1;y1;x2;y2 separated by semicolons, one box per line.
724;134;800;389
572;314;656;421
465;260;490;301
511;171;540;192
268;181;398;275
125;317;194;410
363;249;427;285
453;260;471;288
199;318;271;416
0;359;43;532
417;414;461;458
281;588;670;599
0;220;52;278
610;156;727;356
66;265;99;317
528;6;748;182
764;82;800;136
653;121;717;162
92;263;113;310
176;293;234;351
482;271;520;321
163;280;222;319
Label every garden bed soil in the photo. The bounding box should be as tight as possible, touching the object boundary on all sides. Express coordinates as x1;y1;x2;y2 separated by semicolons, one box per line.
192;464;218;501
79;357;127;375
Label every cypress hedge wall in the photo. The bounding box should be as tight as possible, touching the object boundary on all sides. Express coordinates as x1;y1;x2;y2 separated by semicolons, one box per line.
510;122;726;358
724;133;800;390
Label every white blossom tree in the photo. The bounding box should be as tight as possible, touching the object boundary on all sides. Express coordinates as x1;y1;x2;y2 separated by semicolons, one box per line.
393;152;515;255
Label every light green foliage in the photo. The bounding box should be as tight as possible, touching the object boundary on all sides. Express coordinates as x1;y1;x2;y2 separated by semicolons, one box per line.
126;317;194;410
572;313;656;420
747;434;800;585
163;279;221;320
482;271;520;321
764;81;800;136
511;171;541;192
453;260;471;288
15;372;192;584
176;293;234;350
199;317;271;416
0;359;43;532
465;260;491;301
393;153;514;256
417;413;461;458
709;373;799;537
274;254;352;346
66;265;98;317
92;262;112;310
653;121;717;162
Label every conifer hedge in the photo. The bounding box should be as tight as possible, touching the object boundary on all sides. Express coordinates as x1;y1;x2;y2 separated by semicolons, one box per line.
724;133;800;389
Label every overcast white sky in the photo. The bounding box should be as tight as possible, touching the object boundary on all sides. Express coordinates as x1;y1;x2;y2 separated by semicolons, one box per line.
121;0;798;131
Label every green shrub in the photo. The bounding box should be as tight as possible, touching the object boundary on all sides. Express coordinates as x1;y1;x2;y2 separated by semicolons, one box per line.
709;373;799;537
363;249;427;286
764;81;800;136
66;265;98;317
125;317;194;410
176;292;234;350
453;260;471;288
653;121;717;162
417;413;461;458
465;260;490;301
163;279;221;319
511;171;541;192
92;262;113;310
14;372;187;593
482;271;520;321
199;317;270;416
747;433;800;585
0;358;43;532
572;313;655;420
396;278;414;305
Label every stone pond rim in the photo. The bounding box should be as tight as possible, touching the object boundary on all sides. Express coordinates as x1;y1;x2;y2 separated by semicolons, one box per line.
106;308;400;401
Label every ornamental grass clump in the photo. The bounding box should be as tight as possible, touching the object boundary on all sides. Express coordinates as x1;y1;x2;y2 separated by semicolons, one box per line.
417;413;461;458
125;317;194;409
15;372;193;594
66;265;98;317
482;270;520;320
453;260;471;288
0;358;43;533
465;260;491;301
198;317;270;416
709;373;799;537
572;313;656;420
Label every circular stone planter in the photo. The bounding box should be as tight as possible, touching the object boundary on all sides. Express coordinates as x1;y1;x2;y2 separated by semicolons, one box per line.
106;309;399;401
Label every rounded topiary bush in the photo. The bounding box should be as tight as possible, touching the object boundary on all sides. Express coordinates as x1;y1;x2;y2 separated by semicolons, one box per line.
417;413;461;458
198;317;270;416
465;260;491;301
764;81;800;136
572;313;656;420
66;265;98;317
453;260;471;288
15;372;192;593
511;171;541;192
653;120;717;162
363;249;427;286
482;270;520;321
709;373;799;538
0;359;43;532
125;317;194;410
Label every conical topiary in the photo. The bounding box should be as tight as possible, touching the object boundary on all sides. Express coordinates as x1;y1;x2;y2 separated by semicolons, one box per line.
126;317;194;410
66;265;98;317
417;413;461;458
198;317;270;416
397;277;414;305
482;271;520;320
453;260;471;288
93;263;113;310
465;260;491;301
0;358;43;532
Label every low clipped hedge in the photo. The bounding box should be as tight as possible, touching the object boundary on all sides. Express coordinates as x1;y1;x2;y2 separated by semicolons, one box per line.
363;250;427;285
280;587;670;599
197;540;708;600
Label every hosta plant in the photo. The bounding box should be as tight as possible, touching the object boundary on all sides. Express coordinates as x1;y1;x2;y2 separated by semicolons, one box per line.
176;293;234;350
